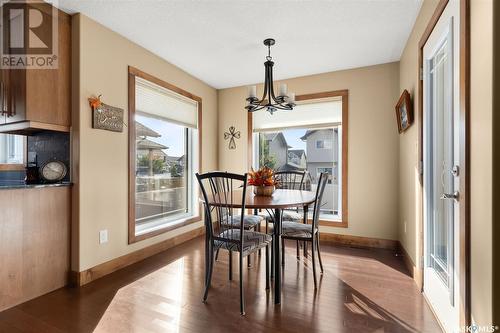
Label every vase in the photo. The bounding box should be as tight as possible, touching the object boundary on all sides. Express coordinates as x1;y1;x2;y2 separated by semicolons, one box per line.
253;185;275;196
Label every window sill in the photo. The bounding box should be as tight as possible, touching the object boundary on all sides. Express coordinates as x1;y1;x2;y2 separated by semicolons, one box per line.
0;164;25;171
306;218;348;228
130;215;201;244
318;219;348;228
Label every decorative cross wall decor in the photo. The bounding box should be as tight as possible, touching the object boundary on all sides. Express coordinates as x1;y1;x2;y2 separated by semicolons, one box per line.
224;126;240;150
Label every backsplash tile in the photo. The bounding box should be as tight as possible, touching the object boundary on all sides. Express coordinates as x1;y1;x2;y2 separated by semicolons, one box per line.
0;131;70;185
27;132;70;181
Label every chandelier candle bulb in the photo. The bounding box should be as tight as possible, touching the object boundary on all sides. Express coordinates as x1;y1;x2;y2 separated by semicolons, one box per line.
288;92;295;104
248;85;257;99
279;83;287;97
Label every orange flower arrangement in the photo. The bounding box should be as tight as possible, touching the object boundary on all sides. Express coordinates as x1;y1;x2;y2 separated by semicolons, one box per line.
248;166;277;187
88;95;102;110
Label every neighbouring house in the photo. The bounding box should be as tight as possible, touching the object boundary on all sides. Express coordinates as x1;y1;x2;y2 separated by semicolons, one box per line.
287;149;307;169
136;121;168;176
261;132;290;170
166;155;181;167
261;132;308;171
166;155;185;177
301;128;339;214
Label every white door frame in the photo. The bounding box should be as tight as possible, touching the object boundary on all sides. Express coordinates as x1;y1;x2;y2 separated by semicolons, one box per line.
422;2;459;330
417;0;470;329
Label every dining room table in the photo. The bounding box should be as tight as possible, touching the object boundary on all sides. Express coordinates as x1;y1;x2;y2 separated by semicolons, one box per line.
202;188;316;304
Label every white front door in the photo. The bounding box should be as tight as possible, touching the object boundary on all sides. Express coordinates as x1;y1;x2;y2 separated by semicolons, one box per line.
422;1;460;332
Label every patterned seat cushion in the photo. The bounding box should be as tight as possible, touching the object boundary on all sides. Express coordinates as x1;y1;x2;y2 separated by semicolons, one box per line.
282;221;316;238
262;210;303;222
221;214;263;229
214;230;272;254
282;210;303;221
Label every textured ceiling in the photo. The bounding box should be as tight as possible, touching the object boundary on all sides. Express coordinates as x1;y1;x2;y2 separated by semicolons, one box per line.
59;0;422;89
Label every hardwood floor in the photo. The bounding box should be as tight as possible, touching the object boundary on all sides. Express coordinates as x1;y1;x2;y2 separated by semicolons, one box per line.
0;236;441;333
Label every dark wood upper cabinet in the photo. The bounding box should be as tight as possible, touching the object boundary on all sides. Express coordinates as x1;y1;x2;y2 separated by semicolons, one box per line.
0;7;70;134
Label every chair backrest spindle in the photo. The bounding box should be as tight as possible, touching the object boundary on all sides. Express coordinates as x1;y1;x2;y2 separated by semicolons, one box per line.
311;172;329;230
274;170;307;190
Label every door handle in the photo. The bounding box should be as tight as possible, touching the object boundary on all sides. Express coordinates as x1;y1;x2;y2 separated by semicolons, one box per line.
440;191;459;201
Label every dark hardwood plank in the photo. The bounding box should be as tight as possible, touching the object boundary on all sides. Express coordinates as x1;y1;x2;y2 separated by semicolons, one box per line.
0;236;441;333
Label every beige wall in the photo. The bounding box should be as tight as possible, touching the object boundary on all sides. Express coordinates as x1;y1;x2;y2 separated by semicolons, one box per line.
72;14;218;271
398;0;440;269
218;63;400;241
398;0;494;327
470;0;493;326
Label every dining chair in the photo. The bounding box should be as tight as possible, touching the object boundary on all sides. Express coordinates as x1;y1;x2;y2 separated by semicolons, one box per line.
262;170;307;261
196;171;271;315
209;175;265;267
281;172;328;288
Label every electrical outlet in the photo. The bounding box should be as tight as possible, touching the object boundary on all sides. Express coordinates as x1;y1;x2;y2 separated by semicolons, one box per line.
99;229;108;244
404;221;407;233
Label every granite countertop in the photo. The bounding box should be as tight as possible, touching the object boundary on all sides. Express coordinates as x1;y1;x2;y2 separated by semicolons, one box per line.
0;181;72;190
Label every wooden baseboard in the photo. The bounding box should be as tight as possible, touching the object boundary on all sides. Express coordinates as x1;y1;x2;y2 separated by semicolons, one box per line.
397;241;423;290
71;226;204;286
319;233;398;250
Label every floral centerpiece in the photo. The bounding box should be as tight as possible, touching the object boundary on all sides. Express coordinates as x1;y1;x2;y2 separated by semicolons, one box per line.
248;166;277;196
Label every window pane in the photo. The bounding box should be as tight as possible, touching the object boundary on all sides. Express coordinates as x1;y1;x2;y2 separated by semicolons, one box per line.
135;113;191;233
0;134;24;164
256;126;341;220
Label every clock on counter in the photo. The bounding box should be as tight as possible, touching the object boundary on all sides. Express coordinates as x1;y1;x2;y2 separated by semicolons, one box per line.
40;160;68;183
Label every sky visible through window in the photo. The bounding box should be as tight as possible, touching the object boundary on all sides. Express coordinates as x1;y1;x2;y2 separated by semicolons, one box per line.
136;114;185;157
281;128;307;150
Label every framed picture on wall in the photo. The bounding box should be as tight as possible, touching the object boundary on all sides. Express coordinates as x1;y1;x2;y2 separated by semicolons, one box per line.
395;89;413;133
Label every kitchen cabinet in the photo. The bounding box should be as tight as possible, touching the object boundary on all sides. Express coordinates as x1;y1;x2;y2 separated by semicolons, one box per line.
0;186;71;311
0;8;71;134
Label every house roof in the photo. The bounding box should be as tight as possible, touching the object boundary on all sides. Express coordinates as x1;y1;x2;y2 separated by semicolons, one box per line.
263;132;289;147
263;133;278;141
300;130;316;141
278;163;304;171
288;149;306;158
165;155;185;163
166;155;181;163
136;138;168;150
300;128;335;141
136;121;161;138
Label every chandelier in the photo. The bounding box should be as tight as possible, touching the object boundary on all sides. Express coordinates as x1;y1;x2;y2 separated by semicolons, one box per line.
245;38;296;114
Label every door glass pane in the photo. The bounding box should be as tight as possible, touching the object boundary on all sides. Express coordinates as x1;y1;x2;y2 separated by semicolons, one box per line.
428;37;454;288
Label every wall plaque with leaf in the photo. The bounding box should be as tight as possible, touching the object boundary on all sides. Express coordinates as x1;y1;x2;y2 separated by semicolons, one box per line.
93;103;125;132
88;95;125;132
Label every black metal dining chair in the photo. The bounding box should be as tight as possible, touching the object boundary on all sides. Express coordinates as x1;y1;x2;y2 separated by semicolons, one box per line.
281;172;328;288
209;174;265;267
261;170;308;262
196;171;271;315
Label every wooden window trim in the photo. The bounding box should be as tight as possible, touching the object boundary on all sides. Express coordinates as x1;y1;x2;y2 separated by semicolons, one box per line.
128;66;203;244
247;89;349;228
416;0;470;327
0;135;27;171
0;164;25;171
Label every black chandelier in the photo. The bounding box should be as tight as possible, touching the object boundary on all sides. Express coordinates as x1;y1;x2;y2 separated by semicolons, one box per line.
245;38;295;114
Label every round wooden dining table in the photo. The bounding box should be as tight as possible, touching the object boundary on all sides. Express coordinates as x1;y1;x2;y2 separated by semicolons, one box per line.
202;188;316;304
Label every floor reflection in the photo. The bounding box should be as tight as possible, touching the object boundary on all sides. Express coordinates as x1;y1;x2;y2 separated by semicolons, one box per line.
0;237;441;333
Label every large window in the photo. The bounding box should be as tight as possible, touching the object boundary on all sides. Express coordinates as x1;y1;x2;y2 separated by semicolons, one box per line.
129;68;201;242
251;91;348;225
0;134;25;166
